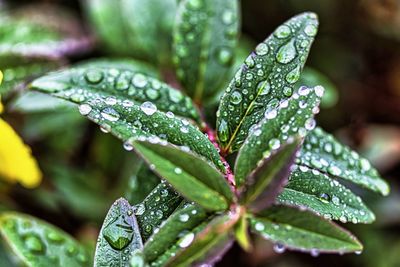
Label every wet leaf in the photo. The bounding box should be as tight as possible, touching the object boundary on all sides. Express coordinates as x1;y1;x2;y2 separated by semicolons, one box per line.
134;181;183;241
216;12;318;153
298;127;390;195
143;204;208;263
84;0;176;64
240;140;300;212
152;214;234;267
173;0;240;102
278;165;375;224
235;85;323;185
94;198;143;267
125;163;160;205
249;205;363;254
132;140;232;211
0;212;91;267
30;63;200;122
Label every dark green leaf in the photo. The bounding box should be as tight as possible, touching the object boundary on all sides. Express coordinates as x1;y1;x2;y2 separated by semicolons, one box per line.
30;64;200;122
298;127;389;195
84;0;176;64
216;12;318;153
241;140;300;212
173;0;240;102
0;212;91;267
153;214;234;267
132;140;232;211
278;165;375;224
125;163;160;205
235;85;323;185
143;204;208;262
94;198;143;267
249;205;363;254
135;181;183;241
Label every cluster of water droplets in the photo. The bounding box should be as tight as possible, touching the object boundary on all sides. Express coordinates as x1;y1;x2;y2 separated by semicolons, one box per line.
2;215;89;266
217;13;318;150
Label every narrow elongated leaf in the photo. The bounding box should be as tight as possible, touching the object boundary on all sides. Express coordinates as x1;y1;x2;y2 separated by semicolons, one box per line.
241;140;300;212
94;198;143;267
249;205;363;253
153;214;234;267
298;127;389;195
235;85;323;185
30;65;200;121
84;0;176;64
125;163;160;205
135;181;183;241
144;204;208;262
132;140;233;211
173;0;240;102
278;165;375;224
0;212;90;267
31;72;223;170
217;12;318;153
0;4;92;59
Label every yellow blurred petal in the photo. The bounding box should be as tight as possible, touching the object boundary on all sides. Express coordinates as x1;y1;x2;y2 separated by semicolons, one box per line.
0;70;3;114
0;118;42;188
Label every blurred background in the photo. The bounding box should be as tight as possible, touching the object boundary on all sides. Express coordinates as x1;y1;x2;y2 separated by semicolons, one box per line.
1;0;400;266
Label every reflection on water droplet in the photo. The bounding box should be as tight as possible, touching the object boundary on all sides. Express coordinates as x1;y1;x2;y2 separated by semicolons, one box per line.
276;40;297;64
140;101;157;116
101;107;120;122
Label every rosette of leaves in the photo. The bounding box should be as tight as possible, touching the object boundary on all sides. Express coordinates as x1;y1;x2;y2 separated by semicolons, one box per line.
11;10;388;267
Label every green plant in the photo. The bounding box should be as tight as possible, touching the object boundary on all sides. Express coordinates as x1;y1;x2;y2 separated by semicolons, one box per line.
0;1;389;266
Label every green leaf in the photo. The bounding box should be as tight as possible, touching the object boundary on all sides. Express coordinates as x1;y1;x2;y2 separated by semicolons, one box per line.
132;140;233;211
297;67;339;108
249;205;363;254
298;127;390;195
84;0;176;64
235;85;323;185
234;215;251;251
143;204;208;263
125;163;160;205
10;91;73;113
240;140;300;212
173;0;240;102
0;5;91;59
30;64;200;122
135;181;183;241
0;212;91;267
153;214;234;267
216;12;318;153
278;165;375;224
94;198;143;267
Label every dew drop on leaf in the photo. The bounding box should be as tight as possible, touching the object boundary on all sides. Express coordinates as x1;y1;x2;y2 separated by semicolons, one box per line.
85;69;103;84
216;47;233;66
179;214;190;222
274;25;291;39
178;232;195;248
218;119;229;142
304;24;318;37
101;107;120;122
140;101;157;116
24;234;46;254
273;243;286;254
254;222;265;231
255;42;269;56
230;91;243;105
103;215;134;250
276;40;297;64
78;104;92;116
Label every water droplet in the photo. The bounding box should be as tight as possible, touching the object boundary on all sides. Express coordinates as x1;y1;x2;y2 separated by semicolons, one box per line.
70;94;85;103
178;232;195;248
274;25;291;39
305;118;316;130
276;40;297;64
105;96;117;105
116;75;130;90
101;107;120;122
319;193;330;203
254;222;265;231
332;195;340;205
78;104;92;116
140;101;157;116
187;0;202;10
360;159;371;171
179;214;190;222
24;234;45;254
132;73;147;88
230;91;242;105
269;138;281;150
135;204;146;215
222;10;234;25
255;43;269;56
257;80;270;95
123;141;134;151
285;65;301;84
265;109;277;119
145;89;160;100
217;47;233;66
311;248;320;257
283;86;293;96
46;231;64;244
218;119;229;142
85;69;103;84
273;243;286;254
174;167;183;174
304;24;318;37
180;126;189;133
168;90;183;103
244;55;255;68
328;165;342;176
314;85;325;97
103;216;134;250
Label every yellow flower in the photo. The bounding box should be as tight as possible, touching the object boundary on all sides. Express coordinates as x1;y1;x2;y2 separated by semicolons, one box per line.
0;70;42;188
